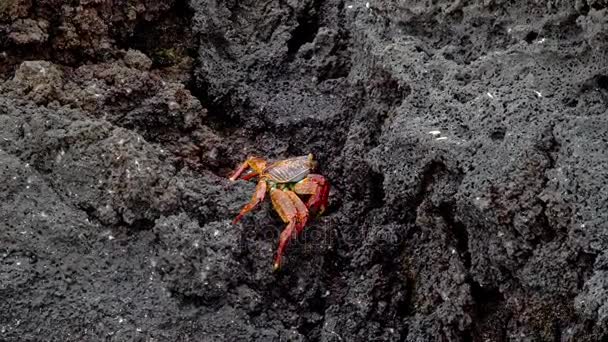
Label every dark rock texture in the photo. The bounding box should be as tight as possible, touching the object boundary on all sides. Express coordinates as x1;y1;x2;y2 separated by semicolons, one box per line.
1;0;608;341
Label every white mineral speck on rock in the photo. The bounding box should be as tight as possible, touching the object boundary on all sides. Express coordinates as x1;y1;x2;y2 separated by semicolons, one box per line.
168;101;180;110
429;130;441;135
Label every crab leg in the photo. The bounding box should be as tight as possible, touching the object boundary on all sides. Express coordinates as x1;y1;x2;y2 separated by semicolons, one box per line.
229;156;268;181
232;180;267;224
285;191;309;234
293;174;330;215
270;189;309;271
240;171;259;181
229;160;251;181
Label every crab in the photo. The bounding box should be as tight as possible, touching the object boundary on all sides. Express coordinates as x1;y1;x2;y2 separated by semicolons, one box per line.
229;154;330;271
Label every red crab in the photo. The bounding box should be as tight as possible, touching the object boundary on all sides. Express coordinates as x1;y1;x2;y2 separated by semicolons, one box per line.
229;154;330;271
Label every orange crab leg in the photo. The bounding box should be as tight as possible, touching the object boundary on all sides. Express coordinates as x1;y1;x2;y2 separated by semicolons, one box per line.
293;174;330;215
229;156;268;181
270;189;309;271
285;191;309;234
232;180;267;224
240;171;259;181
229;160;251;181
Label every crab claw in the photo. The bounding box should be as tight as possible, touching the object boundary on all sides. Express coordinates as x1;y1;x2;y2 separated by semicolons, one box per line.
294;174;330;216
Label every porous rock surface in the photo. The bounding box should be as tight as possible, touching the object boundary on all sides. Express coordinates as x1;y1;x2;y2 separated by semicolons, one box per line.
1;0;608;341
